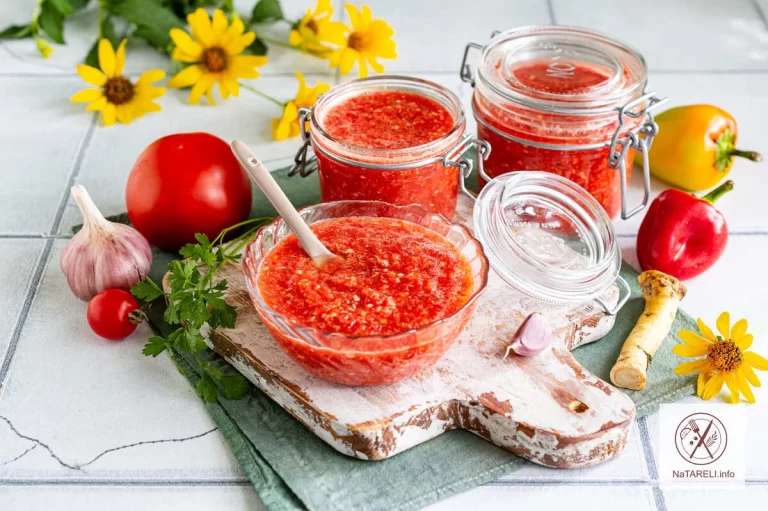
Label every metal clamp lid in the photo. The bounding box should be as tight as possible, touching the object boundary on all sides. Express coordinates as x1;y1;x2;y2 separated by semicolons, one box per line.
288;108;316;177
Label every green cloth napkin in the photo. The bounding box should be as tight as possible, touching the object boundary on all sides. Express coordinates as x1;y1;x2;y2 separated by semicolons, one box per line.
136;164;697;511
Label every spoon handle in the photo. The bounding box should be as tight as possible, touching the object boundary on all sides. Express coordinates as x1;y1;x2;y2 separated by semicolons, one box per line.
231;140;335;262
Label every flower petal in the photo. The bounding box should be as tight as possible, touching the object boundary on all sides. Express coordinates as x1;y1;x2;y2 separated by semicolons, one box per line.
672;343;708;358
191;8;214;46
345;4;361;30
731;318;749;343
339;47;357;75
211;9;228;41
115;103;133;124
170;29;203;60
98;38;116;78
696;369;711;397
114;39;128;76
701;372;725;400
674;358;710;376
85;96;108;112
101;103;117;126
77;64;107;87
736;333;753;351
220;74;240;97
745;351;768;371
725;372;740;404
357;55;368;78
70;88;103;103
189;73;215;105
137;69;166;87
742;361;761;387
224;32;256;55
737;369;756;403
678;330;712;350
697;318;717;342
716;311;730;340
168;65;204;89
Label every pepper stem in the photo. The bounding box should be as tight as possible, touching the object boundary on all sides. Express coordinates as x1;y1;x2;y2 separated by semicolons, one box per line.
728;148;762;162
701;180;734;205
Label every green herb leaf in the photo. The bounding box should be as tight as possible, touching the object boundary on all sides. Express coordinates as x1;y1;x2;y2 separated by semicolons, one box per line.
196;374;219;402
0;25;34;40
132;277;165;303
48;0;75;16
38;2;66;44
143;336;169;357
244;37;268;56
219;373;250;400
251;0;283;24
112;0;184;53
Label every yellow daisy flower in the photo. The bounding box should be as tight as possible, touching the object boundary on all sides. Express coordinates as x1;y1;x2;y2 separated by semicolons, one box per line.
168;8;268;105
272;72;330;141
71;39;166;126
289;0;346;54
327;4;397;78
674;311;768;403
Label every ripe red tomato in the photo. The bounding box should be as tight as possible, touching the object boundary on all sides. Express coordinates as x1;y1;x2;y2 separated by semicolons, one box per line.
126;133;252;250
87;289;140;341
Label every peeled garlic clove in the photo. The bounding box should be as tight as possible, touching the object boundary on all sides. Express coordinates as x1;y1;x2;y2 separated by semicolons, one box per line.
61;185;152;301
505;313;553;357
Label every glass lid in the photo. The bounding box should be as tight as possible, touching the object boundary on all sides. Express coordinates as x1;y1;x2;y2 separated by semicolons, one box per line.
478;26;647;112
473;172;621;304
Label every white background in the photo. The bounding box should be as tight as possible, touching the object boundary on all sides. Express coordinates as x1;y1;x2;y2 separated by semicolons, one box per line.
1;0;768;509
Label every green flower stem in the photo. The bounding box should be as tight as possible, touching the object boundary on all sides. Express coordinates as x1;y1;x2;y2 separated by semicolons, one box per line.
240;82;285;108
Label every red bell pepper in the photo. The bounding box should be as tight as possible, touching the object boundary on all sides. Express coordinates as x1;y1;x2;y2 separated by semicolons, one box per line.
636;181;733;280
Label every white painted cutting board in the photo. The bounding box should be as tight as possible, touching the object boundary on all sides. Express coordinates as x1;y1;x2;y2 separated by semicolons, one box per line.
197;195;636;468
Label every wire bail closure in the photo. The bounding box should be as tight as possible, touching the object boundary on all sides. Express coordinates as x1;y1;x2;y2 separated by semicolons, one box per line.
288;106;491;180
459;38;668;219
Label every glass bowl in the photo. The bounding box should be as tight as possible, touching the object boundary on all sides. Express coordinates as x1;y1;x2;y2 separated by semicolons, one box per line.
242;201;489;386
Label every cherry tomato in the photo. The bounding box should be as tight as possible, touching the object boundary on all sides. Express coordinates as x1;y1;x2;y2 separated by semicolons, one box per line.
126;133;252;250
87;289;140;341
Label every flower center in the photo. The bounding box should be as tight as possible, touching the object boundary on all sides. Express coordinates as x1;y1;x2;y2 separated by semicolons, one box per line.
348;32;365;51
202;47;228;73
103;76;134;105
306;19;319;34
708;340;743;373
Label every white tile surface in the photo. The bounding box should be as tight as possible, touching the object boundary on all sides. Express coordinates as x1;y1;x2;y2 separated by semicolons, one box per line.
424;484;656;511
0;485;264;511
0;240;44;363
552;0;768;71
0;77;93;234
0;241;244;481
665;485;768;510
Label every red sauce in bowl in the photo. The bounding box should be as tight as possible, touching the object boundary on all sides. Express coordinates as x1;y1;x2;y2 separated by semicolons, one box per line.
314;87;463;219
251;215;481;386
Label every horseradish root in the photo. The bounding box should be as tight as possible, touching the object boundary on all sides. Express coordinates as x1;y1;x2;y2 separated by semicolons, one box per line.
610;270;687;391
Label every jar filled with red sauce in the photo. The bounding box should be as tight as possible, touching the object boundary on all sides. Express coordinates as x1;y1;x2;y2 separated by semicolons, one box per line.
461;26;664;219
291;76;472;219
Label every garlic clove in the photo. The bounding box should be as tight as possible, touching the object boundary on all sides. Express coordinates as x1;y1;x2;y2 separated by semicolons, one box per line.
505;313;553;357
61;185;152;301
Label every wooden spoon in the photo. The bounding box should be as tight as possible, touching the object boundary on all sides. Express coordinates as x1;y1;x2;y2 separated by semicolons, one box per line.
231;140;338;266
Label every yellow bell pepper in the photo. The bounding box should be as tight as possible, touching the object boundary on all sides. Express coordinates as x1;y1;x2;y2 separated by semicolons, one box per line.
638;104;761;191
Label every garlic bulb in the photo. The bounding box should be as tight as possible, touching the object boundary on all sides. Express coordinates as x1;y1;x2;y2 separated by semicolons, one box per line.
505;313;553;357
61;185;152;301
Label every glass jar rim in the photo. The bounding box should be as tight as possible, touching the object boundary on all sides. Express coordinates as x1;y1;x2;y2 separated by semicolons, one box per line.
477;25;648;115
310;75;467;164
473;172;621;305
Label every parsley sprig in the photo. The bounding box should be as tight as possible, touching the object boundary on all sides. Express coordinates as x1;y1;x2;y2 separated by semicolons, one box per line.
132;217;273;403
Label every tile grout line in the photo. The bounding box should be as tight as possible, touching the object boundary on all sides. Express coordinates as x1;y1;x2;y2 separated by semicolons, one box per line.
753;0;768;30
546;0;558;24
0;113;98;391
637;417;667;511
